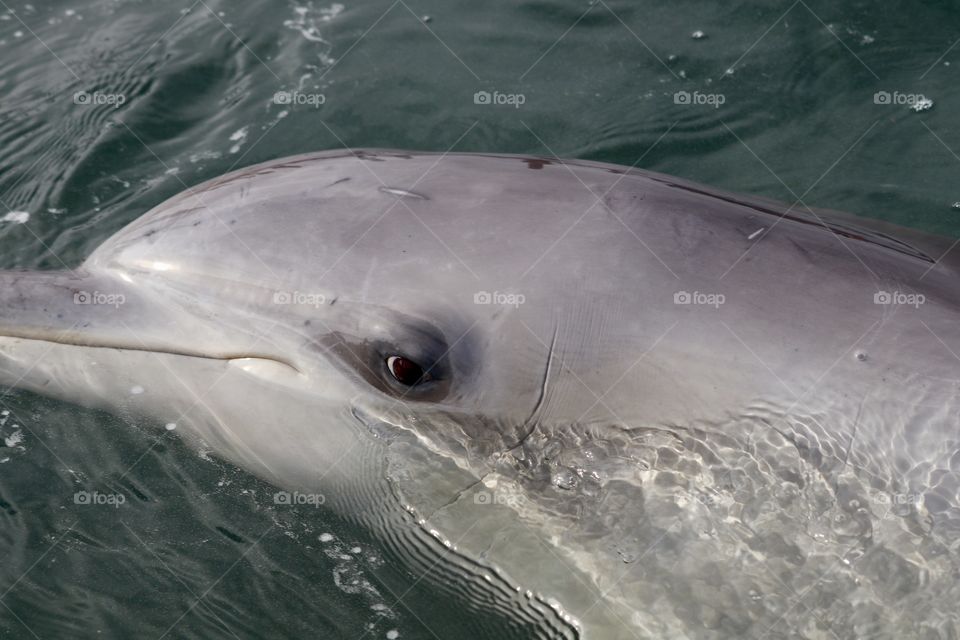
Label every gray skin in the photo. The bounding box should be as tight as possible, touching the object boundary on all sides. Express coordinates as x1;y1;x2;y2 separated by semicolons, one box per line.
1;149;959;639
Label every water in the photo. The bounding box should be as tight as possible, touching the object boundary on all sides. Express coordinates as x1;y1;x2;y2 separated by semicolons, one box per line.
2;0;960;638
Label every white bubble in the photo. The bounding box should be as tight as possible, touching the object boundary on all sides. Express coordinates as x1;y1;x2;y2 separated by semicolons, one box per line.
165;423;177;431
228;126;248;154
1;211;30;224
351;546;362;553
4;431;23;448
386;631;399;639
130;385;145;395
319;532;334;542
691;30;706;39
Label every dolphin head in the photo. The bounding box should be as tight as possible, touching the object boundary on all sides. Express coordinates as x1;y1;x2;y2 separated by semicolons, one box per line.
0;151;623;512
0;150;803;494
1;149;910;508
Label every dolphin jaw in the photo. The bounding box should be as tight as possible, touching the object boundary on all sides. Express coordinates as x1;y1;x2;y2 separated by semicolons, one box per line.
0;329;302;375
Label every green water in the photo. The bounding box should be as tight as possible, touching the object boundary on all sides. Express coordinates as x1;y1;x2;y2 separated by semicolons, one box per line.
1;0;959;638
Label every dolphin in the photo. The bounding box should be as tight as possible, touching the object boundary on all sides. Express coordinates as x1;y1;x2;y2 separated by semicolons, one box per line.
1;149;959;639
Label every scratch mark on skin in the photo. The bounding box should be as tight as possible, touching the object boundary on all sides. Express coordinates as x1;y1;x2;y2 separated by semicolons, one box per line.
359;259;378;303
427;475;489;520
378;186;429;200
523;158;551;170
841;400;864;477
511;323;559;450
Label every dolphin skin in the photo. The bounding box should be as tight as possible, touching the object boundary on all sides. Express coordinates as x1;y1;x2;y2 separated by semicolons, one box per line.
1;149;958;639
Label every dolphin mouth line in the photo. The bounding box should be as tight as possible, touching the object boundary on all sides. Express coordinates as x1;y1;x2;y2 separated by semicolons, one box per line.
0;331;303;374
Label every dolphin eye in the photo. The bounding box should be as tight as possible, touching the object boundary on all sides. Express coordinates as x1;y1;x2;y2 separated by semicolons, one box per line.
386;355;430;386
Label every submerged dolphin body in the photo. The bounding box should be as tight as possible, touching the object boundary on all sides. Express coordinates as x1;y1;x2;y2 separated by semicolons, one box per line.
1;150;959;638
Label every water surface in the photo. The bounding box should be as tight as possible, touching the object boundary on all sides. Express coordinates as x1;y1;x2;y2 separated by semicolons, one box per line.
2;1;960;638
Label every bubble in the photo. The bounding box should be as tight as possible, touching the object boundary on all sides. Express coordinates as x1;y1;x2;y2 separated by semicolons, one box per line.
319;533;334;542
543;440;562;460
4;431;24;448
1;211;29;224
691;30;706;39
553;468;578;490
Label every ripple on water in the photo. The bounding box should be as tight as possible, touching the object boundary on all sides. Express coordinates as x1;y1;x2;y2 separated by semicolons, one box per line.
486;400;960;637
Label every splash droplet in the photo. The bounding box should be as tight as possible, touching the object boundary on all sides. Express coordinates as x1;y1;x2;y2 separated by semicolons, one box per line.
1;211;30;224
